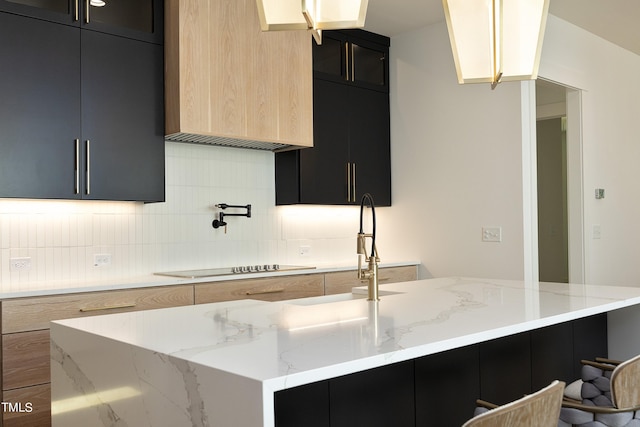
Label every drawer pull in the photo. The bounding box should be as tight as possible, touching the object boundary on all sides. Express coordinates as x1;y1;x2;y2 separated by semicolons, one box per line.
79;303;137;312
245;288;285;296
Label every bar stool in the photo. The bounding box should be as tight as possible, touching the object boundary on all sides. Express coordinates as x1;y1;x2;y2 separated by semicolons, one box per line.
462;380;565;427
559;354;640;427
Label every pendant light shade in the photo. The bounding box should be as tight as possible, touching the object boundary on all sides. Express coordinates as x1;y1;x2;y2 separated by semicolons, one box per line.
256;0;309;31
442;0;549;88
301;0;368;30
256;0;368;32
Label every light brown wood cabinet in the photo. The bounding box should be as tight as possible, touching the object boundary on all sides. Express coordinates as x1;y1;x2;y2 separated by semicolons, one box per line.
165;0;313;150
195;274;324;304
0;285;194;427
324;265;417;295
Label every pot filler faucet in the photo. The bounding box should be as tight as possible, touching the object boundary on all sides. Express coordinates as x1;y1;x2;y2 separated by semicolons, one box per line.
212;204;251;234
357;193;380;301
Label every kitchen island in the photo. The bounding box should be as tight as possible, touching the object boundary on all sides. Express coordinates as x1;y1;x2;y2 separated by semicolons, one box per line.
50;277;640;426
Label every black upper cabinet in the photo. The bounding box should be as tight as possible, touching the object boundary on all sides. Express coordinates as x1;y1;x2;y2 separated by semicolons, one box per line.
0;12;81;199
81;30;164;202
0;5;164;202
275;29;391;206
313;30;389;92
0;0;162;44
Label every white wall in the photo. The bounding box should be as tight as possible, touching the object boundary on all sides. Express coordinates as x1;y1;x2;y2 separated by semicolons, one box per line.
540;15;640;286
384;22;526;280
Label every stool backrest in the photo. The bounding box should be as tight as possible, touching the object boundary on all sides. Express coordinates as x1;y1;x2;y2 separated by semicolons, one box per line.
462;380;565;427
611;354;640;409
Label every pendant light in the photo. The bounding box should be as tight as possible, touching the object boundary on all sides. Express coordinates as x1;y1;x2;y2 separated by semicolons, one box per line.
255;0;368;44
442;0;550;89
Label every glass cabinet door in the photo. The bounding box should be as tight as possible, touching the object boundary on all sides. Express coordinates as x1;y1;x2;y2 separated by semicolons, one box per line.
313;34;347;80
83;0;162;44
0;0;76;24
88;0;152;34
3;0;67;13
352;43;386;87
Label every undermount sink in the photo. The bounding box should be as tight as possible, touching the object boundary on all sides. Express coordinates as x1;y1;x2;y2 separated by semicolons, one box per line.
286;290;403;306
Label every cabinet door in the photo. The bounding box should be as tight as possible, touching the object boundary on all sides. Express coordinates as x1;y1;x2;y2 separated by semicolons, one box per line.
329;360;415;427
0;12;81;199
479;332;532;405
194;275;324;304
0;0;77;25
82;0;162;44
350;40;387;89
349;86;391;206
80;30;164;202
298;79;350;204
415;345;480;427
312;33;348;82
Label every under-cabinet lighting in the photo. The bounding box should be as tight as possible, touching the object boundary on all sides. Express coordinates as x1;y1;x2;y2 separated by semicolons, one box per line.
255;0;368;44
442;0;549;89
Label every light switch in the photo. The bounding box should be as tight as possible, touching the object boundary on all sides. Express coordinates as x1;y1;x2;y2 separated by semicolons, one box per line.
592;224;601;240
482;226;502;242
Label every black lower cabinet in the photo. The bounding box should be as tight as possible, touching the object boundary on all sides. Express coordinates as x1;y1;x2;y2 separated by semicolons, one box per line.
274;315;607;426
274;361;414;427
415;345;480;427
479;332;532;405
330;360;415;427
531;322;575;391
573;313;608;378
274;381;330;427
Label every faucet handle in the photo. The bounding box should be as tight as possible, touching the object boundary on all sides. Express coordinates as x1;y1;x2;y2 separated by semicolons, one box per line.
357;233;367;255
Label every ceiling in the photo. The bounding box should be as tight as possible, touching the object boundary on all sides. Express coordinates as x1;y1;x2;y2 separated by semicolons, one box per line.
363;0;640;56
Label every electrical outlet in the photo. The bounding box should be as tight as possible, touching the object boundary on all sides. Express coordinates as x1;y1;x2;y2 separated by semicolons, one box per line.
10;257;31;271
299;245;311;256
94;253;112;267
482;226;502;242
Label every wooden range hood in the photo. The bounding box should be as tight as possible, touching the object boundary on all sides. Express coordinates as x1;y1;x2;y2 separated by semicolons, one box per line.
165;0;313;151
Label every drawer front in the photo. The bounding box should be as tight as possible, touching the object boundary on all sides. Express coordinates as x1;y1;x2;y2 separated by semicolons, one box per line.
2;383;50;427
2;330;50;391
195;275;324;304
325;266;417;295
2;285;194;333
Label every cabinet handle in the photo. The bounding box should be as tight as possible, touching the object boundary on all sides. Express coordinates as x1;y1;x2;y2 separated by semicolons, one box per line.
85;0;90;24
351;44;356;82
344;41;350;81
85;140;90;195
352;163;356;202
74;139;80;194
245;288;284;296
79;303;137;312
346;162;351;202
74;0;79;21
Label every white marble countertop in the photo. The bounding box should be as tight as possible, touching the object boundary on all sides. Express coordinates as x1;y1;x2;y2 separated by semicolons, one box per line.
0;261;419;299
50;277;640;426
52;277;640;391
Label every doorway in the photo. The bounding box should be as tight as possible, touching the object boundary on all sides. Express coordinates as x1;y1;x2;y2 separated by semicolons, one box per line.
535;79;584;283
